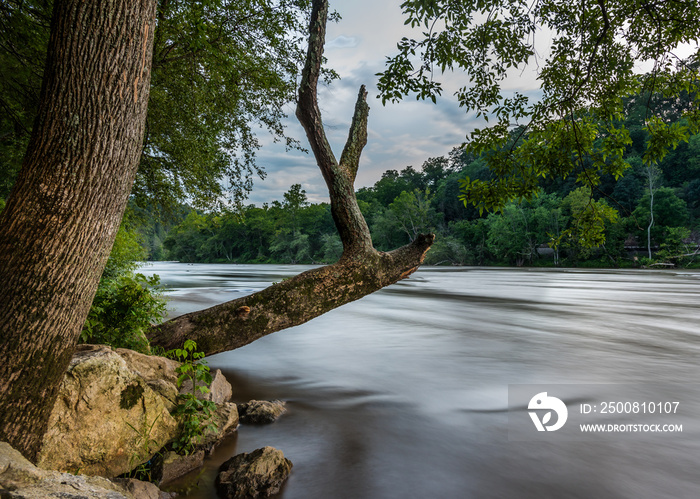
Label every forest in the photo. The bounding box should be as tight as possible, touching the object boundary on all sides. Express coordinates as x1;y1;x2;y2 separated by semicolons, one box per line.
154;91;700;269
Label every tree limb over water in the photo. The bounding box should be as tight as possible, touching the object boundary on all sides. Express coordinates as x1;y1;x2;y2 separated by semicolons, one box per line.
147;0;434;355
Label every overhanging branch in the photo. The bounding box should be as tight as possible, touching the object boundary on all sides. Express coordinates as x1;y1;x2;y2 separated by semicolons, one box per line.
148;0;434;356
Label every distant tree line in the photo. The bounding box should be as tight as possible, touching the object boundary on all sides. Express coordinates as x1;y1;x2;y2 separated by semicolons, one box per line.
153;94;700;268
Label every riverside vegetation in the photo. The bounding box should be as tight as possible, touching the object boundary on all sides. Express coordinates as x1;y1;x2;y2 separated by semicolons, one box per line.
152;91;700;270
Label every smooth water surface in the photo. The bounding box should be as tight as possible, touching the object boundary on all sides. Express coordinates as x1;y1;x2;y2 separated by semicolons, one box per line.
141;263;700;498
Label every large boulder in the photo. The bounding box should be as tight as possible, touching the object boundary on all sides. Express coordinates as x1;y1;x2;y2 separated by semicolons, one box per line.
216;446;292;498
238;400;286;424
115;347;180;385
0;442;164;499
116;347;181;411
37;345;179;478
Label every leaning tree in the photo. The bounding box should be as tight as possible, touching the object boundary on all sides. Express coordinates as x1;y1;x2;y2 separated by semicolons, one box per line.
0;0;158;459
0;0;433;460
147;0;434;355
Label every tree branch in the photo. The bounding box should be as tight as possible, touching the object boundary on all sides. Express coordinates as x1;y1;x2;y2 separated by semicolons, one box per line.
147;235;434;355
295;0;337;174
340;85;369;182
148;0;434;356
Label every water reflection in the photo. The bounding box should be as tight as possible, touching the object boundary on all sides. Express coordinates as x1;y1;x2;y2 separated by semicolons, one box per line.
142;264;700;498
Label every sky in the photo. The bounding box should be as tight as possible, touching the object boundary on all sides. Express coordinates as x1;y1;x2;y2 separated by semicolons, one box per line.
246;0;501;205
243;1;699;206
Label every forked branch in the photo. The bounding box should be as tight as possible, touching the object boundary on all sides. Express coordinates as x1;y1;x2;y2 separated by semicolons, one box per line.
148;0;434;355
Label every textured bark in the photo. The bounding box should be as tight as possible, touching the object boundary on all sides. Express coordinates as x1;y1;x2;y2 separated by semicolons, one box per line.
147;235;433;355
148;0;434;356
0;0;157;460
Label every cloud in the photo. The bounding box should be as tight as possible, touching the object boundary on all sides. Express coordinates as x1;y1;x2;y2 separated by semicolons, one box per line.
244;0;545;206
327;35;358;49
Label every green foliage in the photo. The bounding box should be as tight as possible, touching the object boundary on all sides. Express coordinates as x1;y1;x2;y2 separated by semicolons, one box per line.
81;213;167;353
81;273;166;354
656;227;694;264
379;0;700;243
281;183;310;239
132;0;317;211
359;167;426;206
162;211;212;262
168;340;217;456
0;0;316;211
449;219;490;265
632;187;689;242
159;122;700;269
423;235;469;266
483;193;565;265
269;229;312;264
560;187;619;250
163;184;337;263
283;183;309;211
388;189;441;241
369;207;410;251
102;223;149;280
0;0;51;199
318;232;343;263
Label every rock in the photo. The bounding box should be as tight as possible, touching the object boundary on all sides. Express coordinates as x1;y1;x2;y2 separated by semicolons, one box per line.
150;403;239;485
238;400;286;424
179;368;232;404
0;441;45;489
216;447;292;498
153;450;205;486
148;378;180;412
211;402;240;438
115;347;180;385
37;345;179;478
0;441;144;498
197;402;240;453
112;478;168;499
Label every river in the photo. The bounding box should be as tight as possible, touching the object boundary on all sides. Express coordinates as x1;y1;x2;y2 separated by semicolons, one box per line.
140;263;700;498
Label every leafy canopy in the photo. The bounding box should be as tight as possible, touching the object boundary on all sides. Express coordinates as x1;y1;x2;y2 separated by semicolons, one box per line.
140;0;315;211
0;0;317;210
0;0;51;198
378;0;700;237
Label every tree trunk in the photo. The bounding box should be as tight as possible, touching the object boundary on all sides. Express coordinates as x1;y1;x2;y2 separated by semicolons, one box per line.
0;0;156;460
645;163;659;259
147;0;435;356
647;182;655;259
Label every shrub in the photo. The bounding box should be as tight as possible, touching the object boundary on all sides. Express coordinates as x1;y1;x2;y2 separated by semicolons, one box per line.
168;340;217;455
81;273;166;354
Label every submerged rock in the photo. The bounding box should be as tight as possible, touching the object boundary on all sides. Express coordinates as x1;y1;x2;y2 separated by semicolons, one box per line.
216;446;292;498
37;345;179;478
237;400;286;424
